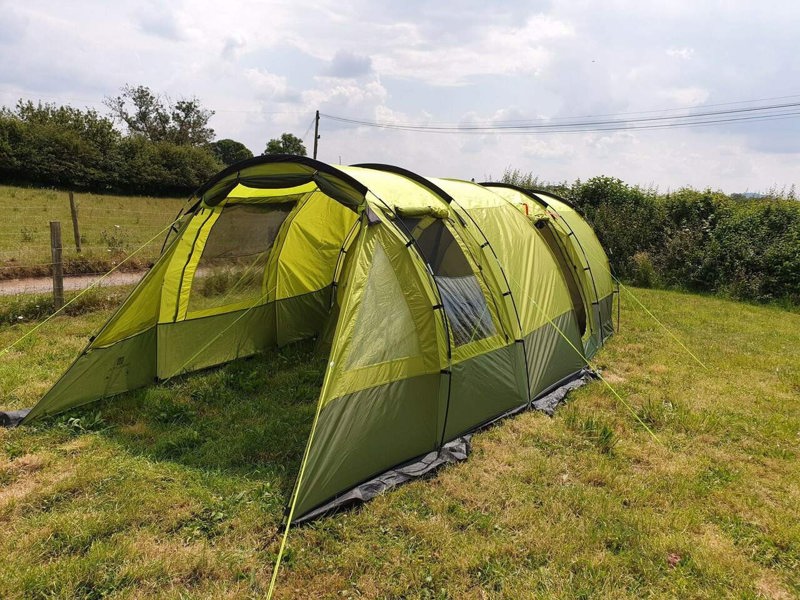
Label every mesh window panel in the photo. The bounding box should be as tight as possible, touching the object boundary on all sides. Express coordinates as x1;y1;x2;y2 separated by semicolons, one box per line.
188;203;293;314
402;217;496;346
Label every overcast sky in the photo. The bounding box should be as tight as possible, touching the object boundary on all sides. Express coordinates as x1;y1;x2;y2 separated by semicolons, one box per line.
1;0;798;193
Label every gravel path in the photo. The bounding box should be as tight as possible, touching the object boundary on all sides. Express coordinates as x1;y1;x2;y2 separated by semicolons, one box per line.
0;271;146;296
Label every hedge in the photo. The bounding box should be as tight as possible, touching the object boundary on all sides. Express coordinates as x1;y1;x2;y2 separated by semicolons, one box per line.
504;172;799;305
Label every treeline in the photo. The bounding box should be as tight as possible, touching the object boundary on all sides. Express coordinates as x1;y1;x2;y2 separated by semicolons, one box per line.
0;99;225;196
503;169;800;305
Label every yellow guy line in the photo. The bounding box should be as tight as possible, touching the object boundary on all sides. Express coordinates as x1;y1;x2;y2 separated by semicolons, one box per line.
548;209;707;371
0;218;180;358
162;284;277;383
266;219;368;600
508;273;663;445
565;230;708;370
615;280;708;370
266;371;326;598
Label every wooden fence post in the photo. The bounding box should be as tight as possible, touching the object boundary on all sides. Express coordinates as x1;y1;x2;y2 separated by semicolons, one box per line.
69;191;81;253
50;221;64;310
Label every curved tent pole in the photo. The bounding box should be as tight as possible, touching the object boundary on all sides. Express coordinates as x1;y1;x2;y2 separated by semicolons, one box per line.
195;154;368;201
506;186;609;340
355;165;532;429
356;170;517;342
356;187;455;448
478;182;581;212
454;204;531;404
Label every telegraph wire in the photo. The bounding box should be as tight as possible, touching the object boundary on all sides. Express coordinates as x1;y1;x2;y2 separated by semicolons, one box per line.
321;101;800;135
388;93;800;126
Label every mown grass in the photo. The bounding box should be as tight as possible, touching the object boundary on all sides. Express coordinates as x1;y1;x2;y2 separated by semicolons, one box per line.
1;287;799;598
0;185;183;279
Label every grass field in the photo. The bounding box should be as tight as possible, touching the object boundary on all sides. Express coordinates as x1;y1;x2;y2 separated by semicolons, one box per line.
0;287;798;599
0;185;183;279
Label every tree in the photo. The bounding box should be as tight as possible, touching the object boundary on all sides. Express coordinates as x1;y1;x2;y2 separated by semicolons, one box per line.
209;138;253;166
104;84;215;146
264;132;306;156
1;100;122;189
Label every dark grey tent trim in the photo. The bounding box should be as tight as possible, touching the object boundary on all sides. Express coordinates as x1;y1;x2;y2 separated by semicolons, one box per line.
532;368;597;416
0;408;30;428
293;435;472;525
290;366;596;524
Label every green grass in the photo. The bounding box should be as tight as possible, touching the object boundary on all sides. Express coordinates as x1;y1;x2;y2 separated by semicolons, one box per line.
0;185;184;279
1;287;799;598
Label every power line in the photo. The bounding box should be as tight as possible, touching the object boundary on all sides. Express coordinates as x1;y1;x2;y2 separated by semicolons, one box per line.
321;100;800;134
300;115;316;145
321;106;800;136
394;93;800;126
5;86;800;136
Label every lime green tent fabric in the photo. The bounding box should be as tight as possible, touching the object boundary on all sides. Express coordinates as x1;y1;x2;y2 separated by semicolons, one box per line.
481;184;615;357
19;156;614;523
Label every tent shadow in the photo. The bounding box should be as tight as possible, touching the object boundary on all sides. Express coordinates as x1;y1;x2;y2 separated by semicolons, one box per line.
87;339;324;497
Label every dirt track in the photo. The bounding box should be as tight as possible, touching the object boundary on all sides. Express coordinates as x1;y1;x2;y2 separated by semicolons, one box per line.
0;271;146;296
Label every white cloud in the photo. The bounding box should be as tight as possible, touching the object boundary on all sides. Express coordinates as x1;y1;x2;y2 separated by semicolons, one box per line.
667;47;695;60
135;1;188;41
326;50;373;79
0;0;797;192
373;15;574;85
658;86;710;106
221;36;246;61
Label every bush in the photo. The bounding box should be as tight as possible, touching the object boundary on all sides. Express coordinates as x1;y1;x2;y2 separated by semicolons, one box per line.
568;177;665;278
632;252;658;288
502;170;800;305
116;137;222;196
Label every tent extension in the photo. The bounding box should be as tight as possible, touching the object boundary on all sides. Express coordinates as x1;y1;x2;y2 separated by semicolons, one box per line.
15;156;614;523
481;183;615;357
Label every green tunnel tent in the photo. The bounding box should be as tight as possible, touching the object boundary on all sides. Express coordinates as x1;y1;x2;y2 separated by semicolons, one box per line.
16;156;614;523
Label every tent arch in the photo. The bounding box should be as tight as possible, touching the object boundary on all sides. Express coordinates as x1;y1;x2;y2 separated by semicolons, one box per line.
346;165;516;351
527;188;610;349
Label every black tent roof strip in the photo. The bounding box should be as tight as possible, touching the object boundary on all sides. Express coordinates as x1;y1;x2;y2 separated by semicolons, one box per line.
191;155;369;208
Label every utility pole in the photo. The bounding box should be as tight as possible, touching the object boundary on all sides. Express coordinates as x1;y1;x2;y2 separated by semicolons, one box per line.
313;110;320;159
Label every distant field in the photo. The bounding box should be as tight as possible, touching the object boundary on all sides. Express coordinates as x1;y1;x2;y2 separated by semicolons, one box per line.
0;185;184;279
0;287;798;598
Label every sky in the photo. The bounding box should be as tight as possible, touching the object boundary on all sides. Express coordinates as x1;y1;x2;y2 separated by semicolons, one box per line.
1;0;798;193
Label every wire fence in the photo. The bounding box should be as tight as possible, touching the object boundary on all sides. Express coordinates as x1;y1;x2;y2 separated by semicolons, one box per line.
0;188;181;298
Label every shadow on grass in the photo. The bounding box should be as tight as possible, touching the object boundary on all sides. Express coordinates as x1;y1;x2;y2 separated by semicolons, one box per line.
64;338;325;497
